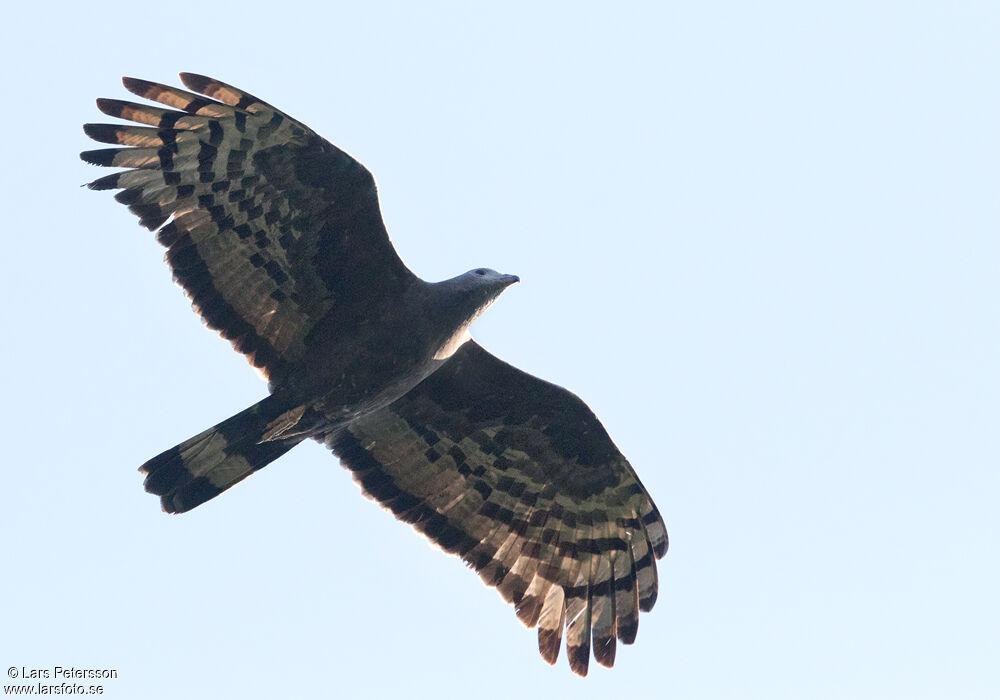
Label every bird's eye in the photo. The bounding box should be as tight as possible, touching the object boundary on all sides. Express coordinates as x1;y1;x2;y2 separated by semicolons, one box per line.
475;269;487;276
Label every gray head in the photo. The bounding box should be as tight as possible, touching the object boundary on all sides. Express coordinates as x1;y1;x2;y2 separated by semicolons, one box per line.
458;267;520;300
435;267;520;326
460;267;520;290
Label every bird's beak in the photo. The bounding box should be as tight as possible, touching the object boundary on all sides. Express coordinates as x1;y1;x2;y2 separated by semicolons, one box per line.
503;274;520;286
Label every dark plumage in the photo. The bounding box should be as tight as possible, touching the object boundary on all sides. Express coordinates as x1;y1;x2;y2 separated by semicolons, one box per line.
82;73;667;676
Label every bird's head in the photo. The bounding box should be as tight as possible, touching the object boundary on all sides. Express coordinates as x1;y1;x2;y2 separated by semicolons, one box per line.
438;268;520;324
462;267;520;289
460;267;520;304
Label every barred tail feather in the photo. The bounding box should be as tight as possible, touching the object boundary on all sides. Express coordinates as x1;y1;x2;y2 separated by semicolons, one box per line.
140;395;306;513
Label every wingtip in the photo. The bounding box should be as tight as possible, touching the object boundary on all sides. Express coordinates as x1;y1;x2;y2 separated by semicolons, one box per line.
79;148;117;167
122;76;156;97
82;123;118;144
593;634;617;669
638;587;658;613
567;644;590;677
617;616;638;645
83;172;122;191
538;628;561;665
178;72;208;91
95;98;122;118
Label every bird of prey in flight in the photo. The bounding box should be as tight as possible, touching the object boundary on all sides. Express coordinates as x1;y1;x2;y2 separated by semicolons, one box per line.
81;74;667;676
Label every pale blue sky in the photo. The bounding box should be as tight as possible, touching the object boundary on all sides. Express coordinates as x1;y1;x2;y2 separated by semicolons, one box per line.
2;2;998;698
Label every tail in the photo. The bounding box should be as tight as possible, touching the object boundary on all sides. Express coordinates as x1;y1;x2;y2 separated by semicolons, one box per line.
140;395;313;513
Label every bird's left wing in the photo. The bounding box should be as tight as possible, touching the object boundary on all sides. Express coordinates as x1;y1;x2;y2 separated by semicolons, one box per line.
82;74;415;385
326;341;667;676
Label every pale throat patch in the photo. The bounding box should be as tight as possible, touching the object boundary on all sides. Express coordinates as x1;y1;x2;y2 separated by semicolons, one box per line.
433;296;498;361
433;326;473;360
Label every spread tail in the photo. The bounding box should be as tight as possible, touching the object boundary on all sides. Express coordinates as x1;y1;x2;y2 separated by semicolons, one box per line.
140;395;313;513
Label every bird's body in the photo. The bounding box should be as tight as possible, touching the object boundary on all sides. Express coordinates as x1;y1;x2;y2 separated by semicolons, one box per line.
272;270;518;421
82;74;667;676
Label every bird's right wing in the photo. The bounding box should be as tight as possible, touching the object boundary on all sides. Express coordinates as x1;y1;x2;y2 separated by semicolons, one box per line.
327;341;667;676
82;74;415;384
